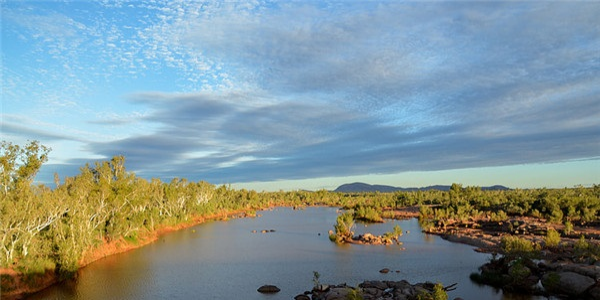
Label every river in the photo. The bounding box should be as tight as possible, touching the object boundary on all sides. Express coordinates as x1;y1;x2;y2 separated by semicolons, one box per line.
30;207;544;299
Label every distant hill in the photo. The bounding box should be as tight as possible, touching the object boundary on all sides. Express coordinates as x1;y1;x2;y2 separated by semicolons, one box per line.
334;182;509;193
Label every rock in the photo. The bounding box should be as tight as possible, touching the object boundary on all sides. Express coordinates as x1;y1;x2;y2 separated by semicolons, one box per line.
257;285;280;293
294;294;311;300
314;284;329;292
560;264;600;280
379;268;390;274
542;271;595;296
588;285;600;300
324;287;350;300
361;280;388;290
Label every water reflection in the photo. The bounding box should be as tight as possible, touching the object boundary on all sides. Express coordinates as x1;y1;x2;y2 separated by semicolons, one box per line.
30;207;544;300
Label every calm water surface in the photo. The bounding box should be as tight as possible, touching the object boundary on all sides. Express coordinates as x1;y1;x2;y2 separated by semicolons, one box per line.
31;207;543;299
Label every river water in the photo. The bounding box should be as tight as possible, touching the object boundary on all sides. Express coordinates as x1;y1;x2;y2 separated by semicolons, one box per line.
30;207;543;299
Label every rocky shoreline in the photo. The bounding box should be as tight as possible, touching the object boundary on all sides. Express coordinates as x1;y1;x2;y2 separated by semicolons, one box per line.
293;280;460;300
420;215;600;300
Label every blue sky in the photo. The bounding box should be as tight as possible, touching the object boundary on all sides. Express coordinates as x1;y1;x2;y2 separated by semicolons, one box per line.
2;1;599;191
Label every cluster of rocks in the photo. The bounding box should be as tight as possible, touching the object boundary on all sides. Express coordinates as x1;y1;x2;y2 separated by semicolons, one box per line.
353;233;402;246
293;280;460;300
472;256;600;299
328;231;403;246
251;229;276;233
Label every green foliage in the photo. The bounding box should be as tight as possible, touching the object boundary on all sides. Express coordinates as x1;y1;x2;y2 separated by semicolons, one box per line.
573;235;600;262
312;271;320;288
416;283;448;300
490;210;508;222
382;224;403;244
353;205;383;222
1;140;598;291
508;259;531;282
574;235;589;251
501;235;538;259
346;287;364;300
563;221;574;235
541;272;561;292
432;283;448;300
544;228;561;248
332;212;355;243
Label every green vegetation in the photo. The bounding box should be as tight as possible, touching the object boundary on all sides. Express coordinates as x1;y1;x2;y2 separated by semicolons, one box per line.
382;224;403;244
416;283;448;300
1;140;598;295
353;205;384;223
416;183;600;228
544;228;561;248
330;212;355;243
346;287;364;300
312;271;320;288
500;235;538;259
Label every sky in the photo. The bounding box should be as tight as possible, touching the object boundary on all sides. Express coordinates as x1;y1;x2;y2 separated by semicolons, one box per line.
2;1;599;191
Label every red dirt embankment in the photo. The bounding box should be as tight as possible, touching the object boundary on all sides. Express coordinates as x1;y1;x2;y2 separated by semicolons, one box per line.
1;209;254;299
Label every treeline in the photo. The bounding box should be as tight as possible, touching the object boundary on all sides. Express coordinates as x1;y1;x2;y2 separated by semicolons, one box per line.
1;141;599;285
417;183;600;231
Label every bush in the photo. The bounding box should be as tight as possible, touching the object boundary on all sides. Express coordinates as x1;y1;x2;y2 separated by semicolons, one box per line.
563;221;574;235
353;205;383;223
501;235;538;259
332;212;355;243
544;228;561;248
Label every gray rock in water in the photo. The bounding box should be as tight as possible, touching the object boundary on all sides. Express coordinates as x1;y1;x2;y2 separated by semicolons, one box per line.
294;294;311;300
257;285;281;293
542;271;595;296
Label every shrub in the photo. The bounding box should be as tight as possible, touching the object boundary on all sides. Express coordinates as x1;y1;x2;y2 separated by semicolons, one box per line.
501;235;538;259
353;205;383;223
574;235;589;251
490;210;508;222
563;221;574;235
544;228;561;248
332;212;355;242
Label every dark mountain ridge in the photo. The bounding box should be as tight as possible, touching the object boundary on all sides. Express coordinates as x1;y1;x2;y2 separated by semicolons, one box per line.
334;182;509;193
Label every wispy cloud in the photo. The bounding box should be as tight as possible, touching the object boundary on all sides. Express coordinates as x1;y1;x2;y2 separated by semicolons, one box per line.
3;1;599;186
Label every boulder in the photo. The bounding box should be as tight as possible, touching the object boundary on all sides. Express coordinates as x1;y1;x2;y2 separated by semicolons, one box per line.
379;268;390;274
294;294;311;300
324;287;350;300
587;285;600;300
542;271;595;296
257;285;280;293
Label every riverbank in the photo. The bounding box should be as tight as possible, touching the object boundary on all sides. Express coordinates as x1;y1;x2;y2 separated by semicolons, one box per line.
0;208;257;299
419;213;600;299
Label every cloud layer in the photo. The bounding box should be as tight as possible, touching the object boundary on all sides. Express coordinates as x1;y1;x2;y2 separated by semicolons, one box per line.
3;1;600;186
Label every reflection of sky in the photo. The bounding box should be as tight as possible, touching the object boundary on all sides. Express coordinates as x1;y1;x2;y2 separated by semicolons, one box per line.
29;207;513;299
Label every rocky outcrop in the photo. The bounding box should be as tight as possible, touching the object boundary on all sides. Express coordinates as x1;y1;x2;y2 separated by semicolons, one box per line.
472;256;600;299
542;271;596;297
296;280;459;300
329;231;403;246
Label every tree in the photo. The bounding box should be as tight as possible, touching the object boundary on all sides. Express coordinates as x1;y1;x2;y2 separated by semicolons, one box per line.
1;141;50;197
